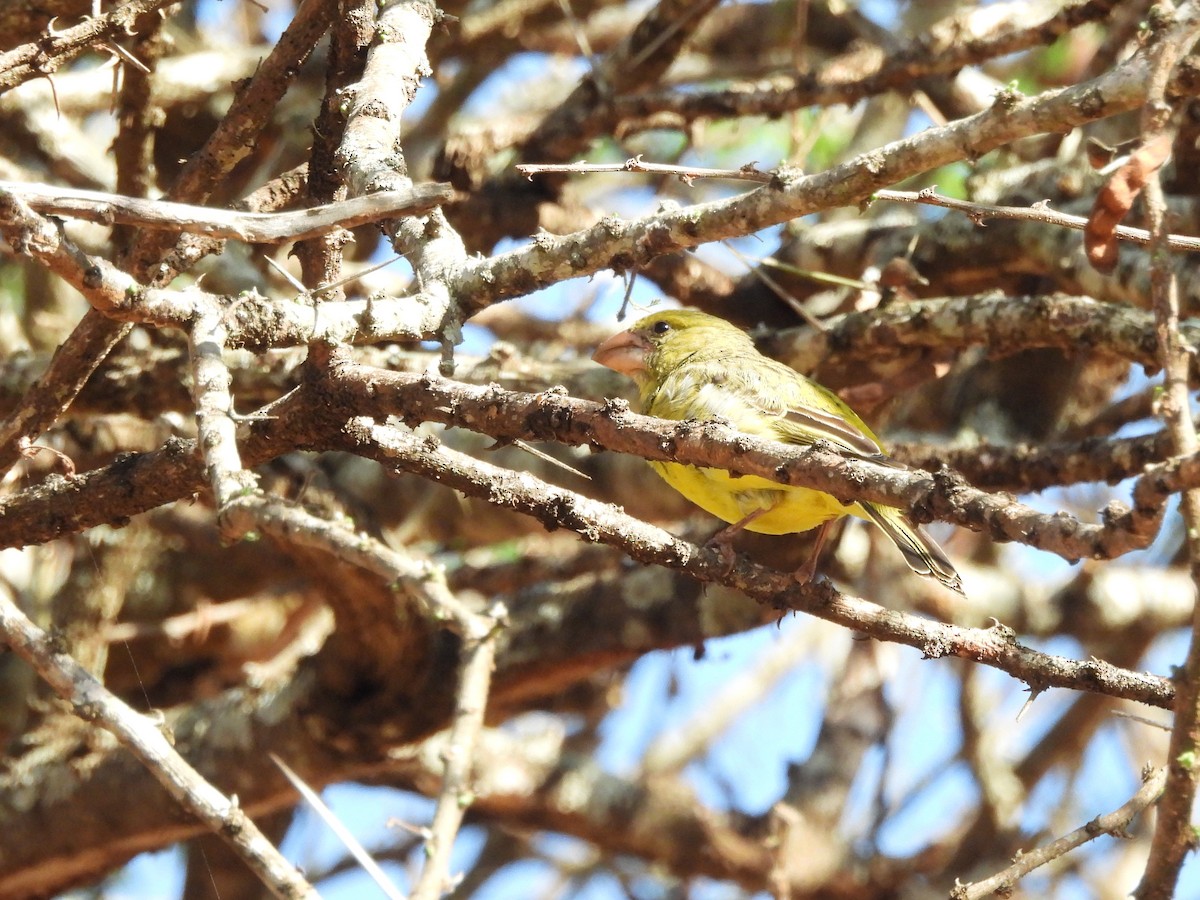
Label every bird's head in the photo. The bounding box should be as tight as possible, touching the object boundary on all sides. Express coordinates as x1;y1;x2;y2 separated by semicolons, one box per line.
592;309;752;386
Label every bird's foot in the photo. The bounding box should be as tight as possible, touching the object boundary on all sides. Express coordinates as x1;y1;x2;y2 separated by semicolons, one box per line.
791;520;833;585
792;556;820;585
704;525;740;575
704;510;767;575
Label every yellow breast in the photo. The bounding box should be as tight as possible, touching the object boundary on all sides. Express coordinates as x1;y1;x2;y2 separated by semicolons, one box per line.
649;461;864;535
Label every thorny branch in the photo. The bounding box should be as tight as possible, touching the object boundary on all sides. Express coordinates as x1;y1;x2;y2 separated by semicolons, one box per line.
1133;4;1200;898
343;417;1176;710
0;593;319;900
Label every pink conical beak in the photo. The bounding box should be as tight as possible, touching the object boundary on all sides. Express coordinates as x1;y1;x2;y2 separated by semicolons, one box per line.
592;329;651;377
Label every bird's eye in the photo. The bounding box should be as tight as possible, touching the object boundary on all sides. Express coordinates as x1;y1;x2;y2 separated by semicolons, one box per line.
652;320;671;335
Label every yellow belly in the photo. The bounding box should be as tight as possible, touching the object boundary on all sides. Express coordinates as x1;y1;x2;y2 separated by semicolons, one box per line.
650;461;864;535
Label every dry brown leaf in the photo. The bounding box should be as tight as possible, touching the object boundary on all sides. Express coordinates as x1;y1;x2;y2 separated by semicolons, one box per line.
1085;133;1173;274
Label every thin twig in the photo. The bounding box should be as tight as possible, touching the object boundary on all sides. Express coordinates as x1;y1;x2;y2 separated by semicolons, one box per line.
555;0;598;71
955;766;1167;900
272;755;406;900
0;181;454;244
409;602;504;900
720;239;825;329
874;186;1200;254
516;156;772;184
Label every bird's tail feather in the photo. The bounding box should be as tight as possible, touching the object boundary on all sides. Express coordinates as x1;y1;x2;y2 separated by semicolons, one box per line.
862;503;964;595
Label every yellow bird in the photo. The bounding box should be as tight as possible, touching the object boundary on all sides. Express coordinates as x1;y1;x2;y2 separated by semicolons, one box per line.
593;309;963;594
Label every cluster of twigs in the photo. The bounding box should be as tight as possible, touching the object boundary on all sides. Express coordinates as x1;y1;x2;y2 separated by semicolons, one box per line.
1;1;1200;898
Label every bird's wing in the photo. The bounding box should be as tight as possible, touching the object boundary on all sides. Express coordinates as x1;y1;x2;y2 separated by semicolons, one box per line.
734;356;900;464
773;397;885;459
651;352;901;465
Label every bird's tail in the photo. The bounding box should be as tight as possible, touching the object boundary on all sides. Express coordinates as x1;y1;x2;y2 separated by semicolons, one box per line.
861;503;964;595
